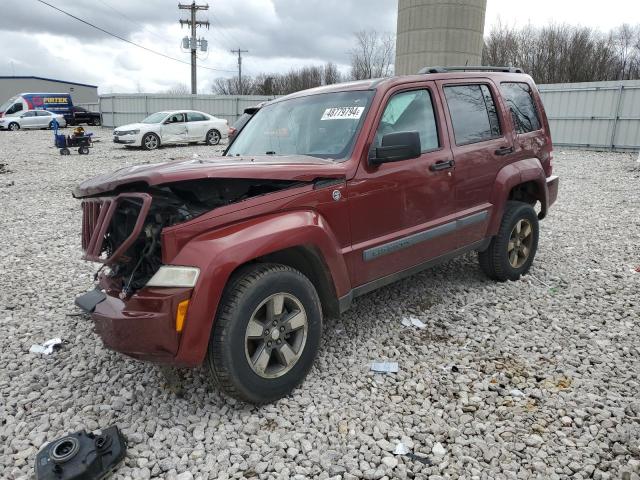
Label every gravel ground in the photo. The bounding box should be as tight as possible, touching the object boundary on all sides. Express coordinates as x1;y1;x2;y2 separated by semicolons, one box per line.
1;128;639;480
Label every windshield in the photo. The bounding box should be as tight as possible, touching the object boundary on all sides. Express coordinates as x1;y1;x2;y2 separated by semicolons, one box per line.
226;90;374;160
0;96;18;112
141;112;168;124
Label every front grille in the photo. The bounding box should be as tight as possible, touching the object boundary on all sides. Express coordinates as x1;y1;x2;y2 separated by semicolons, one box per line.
80;193;152;264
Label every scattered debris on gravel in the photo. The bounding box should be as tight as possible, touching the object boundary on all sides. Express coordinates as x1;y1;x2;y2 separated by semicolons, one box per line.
1;130;639;479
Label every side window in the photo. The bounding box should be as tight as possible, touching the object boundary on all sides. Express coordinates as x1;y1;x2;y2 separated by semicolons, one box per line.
500;82;541;133
444;84;502;145
36;111;51;116
187;112;206;122
168;113;185;123
23;111;36;117
374;89;439;152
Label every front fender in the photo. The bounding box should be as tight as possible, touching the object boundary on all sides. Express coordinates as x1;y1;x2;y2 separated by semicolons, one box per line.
487;158;549;236
169;210;349;366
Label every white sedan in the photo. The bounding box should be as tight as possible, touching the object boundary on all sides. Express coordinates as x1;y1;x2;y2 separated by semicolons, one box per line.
0;110;67;130
113;110;228;150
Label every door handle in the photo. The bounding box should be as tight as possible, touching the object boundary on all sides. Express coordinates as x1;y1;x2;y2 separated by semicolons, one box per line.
495;146;514;156
429;159;455;171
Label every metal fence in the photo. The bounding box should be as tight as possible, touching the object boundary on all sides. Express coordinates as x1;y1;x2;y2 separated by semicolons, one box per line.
96;82;640;151
538;80;640;151
98;94;275;128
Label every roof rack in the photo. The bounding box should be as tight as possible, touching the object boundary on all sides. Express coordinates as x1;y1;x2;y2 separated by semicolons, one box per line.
418;66;524;74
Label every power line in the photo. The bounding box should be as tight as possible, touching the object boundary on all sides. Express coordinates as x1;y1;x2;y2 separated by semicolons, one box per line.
95;0;167;44
35;0;235;73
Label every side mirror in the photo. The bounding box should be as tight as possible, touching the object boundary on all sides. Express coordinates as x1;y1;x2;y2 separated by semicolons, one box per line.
369;131;421;166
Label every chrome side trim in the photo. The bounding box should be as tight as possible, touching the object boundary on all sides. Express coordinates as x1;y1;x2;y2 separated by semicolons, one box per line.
362;210;488;261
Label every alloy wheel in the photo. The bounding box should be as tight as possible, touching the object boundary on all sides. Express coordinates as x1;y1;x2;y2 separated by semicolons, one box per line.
244;293;308;379
508;219;533;268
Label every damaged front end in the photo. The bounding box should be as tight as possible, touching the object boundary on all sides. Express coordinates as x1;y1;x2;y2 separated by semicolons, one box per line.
80;178;301;295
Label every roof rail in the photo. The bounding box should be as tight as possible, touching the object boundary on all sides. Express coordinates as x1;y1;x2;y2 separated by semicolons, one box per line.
418;66;524;74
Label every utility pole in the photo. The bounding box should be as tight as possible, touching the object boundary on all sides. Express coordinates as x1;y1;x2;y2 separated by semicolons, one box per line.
230;48;248;94
179;2;209;94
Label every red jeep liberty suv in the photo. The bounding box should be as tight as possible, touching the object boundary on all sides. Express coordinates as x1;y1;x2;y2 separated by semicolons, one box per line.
75;66;559;404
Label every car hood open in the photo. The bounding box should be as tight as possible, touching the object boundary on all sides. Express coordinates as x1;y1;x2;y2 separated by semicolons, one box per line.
73;155;348;198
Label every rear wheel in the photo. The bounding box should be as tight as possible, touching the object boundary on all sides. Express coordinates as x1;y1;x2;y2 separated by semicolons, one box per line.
207;264;322;404
206;129;221;145
479;201;539;281
142;132;160;150
8;122;19;131
78;146;89;155
91;118;101;126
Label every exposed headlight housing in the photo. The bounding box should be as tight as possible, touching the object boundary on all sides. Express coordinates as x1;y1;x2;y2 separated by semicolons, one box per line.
115;129;140;136
146;266;200;288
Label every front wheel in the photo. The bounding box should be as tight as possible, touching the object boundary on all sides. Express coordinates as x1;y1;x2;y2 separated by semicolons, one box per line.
479;201;539;281
8;122;19;131
142;132;160;150
207;264;322;404
206;129;221;145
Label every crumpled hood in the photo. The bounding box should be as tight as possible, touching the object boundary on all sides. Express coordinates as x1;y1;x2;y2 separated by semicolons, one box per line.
73;154;348;198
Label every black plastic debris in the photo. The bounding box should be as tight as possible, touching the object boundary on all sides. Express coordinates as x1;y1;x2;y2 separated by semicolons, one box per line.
35;425;126;480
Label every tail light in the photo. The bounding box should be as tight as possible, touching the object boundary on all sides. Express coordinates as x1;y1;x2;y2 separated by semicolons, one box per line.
229;127;237;136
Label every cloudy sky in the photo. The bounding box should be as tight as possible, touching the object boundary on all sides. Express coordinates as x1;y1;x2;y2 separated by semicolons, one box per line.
1;0;638;94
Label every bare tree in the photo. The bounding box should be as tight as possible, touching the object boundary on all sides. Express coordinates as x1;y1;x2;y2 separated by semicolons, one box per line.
211;76;255;95
349;30;395;80
323;62;341;85
483;22;640;83
163;83;190;95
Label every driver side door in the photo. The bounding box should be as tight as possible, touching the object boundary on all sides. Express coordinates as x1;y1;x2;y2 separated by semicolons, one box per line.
161;112;188;143
20;111;39;128
347;82;458;287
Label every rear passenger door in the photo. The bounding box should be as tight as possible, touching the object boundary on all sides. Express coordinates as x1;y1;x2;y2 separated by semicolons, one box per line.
186;112;208;140
438;80;512;247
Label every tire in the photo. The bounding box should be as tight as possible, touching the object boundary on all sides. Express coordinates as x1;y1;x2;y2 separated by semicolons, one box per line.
48;121;55;129
142;132;160;150
92;118;101;126
8;122;19;131
479;200;539;282
207;263;323;404
60;148;70;155
206;129;221;146
78;146;89;155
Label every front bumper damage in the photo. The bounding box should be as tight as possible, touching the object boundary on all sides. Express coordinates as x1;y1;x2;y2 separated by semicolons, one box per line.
76;281;192;362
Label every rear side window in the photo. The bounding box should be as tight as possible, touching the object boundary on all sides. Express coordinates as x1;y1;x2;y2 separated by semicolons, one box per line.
23;111;36;117
187;112;207;122
36;111;51;116
375;89;439;152
500;82;541;133
444;84;501;145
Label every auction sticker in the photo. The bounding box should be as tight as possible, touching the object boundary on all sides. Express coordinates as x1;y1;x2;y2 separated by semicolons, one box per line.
321;106;365;120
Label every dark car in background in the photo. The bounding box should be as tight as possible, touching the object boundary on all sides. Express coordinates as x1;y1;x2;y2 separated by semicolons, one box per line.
227;104;262;144
67;106;101;126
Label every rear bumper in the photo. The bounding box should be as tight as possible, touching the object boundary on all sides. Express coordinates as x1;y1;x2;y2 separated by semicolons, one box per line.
546;175;559;207
77;284;193;364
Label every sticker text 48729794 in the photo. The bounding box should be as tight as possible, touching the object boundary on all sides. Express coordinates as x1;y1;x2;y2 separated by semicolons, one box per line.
321;106;365;121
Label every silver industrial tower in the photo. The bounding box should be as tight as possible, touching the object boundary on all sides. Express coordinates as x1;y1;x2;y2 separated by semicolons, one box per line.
395;0;487;75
